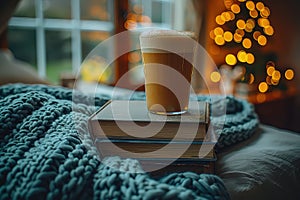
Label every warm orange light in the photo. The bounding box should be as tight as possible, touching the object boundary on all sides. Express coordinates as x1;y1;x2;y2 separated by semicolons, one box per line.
272;70;281;81
236;29;245;37
237;50;247;62
238;0;246;2
231;4;240;14
245;26;252;33
249;10;258;18
237;19;246;29
260;7;270;18
249;73;255;84
242;38;252;49
224;0;234;10
224;31;233;42
262;18;270;27
209;30;215;39
258;35;267;46
285;69;294;80
228;11;235;20
266;76;272;85
215;35;225;45
246;19;255;29
258;82;268;93
225;54;237;66
214;27;224;36
256;2;265;11
246;1;255;11
271;79;279;85
267;66;275;76
264;25;274;36
234;33;243;43
124;19;137;30
253;31;261;40
258;18;270;27
216;15;225;25
222;12;232;21
246;53;255;64
210;71;221;83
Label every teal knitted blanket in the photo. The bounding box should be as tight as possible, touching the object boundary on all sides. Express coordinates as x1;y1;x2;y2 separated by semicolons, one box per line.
0;84;257;199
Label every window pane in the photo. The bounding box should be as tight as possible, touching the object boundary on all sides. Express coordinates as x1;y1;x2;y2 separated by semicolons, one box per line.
8;28;37;68
13;0;35;17
80;0;111;21
46;31;72;84
151;1;163;23
44;0;71;19
81;31;114;84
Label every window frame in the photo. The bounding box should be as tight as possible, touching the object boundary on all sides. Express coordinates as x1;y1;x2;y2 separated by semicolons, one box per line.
8;0;177;90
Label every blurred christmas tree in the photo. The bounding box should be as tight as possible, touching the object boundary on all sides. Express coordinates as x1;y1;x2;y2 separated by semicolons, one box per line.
209;0;295;95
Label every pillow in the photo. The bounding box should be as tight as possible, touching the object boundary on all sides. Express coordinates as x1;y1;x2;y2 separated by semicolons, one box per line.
217;124;300;199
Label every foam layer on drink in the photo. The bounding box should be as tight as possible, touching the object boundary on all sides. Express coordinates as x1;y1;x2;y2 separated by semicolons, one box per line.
140;30;196;53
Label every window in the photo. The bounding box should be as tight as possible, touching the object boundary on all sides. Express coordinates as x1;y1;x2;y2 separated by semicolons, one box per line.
8;0;190;88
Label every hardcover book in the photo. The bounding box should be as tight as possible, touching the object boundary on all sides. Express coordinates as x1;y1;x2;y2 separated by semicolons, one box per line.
88;100;216;174
88;100;211;141
95;139;216;160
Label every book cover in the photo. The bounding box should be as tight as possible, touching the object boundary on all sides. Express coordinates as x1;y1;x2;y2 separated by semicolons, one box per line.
88;100;211;141
95;138;216;160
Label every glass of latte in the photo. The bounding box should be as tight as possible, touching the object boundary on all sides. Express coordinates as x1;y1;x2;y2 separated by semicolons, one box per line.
140;30;196;115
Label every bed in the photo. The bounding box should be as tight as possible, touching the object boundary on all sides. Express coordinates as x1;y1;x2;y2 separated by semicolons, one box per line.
0;83;299;200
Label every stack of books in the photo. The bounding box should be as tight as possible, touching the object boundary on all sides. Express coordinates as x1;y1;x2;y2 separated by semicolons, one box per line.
88;100;216;176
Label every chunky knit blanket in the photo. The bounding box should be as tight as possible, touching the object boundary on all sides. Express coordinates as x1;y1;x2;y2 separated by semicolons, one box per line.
0;84;258;199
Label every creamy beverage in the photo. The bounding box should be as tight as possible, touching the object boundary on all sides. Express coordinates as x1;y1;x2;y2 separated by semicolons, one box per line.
140;30;195;115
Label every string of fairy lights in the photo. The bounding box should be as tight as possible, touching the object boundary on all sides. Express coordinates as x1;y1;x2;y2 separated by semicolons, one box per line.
209;0;295;94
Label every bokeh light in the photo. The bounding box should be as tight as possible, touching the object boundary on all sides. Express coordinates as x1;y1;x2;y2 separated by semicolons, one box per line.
285;69;294;80
224;31;233;42
249;9;259;18
249;73;255;84
246;53;255;64
258;35;267;46
264;25;274;36
237;19;246;29
216;15;225;25
225;54;237;65
256;2;265;11
231;4;240;14
234;33;243;43
272;70;281;81
242;38;252;49
209;30;215;39
260;7;270;18
214;27;224;35
258;82;268;93
210;71;221;82
246;1;255;11
267;66;275;76
237;50;247;62
253;31;261;40
224;0;234;10
215;35;225;45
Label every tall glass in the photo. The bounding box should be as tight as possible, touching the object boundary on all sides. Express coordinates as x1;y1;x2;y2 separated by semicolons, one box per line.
140;30;195;115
